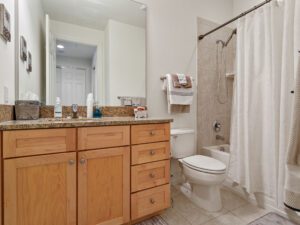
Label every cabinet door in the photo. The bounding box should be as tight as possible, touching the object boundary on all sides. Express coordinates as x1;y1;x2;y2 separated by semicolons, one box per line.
78;147;130;225
4;153;77;225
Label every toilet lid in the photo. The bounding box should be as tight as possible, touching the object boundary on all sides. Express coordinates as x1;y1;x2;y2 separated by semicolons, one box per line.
182;155;226;174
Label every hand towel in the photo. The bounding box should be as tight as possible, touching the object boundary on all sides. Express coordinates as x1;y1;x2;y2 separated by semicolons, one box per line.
162;74;194;114
171;74;193;88
177;74;187;85
284;55;300;212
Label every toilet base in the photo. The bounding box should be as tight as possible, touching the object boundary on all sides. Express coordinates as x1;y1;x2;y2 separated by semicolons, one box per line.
180;182;223;212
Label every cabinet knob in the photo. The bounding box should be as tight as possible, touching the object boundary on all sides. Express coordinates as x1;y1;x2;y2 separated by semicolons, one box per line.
68;160;75;165
80;158;86;164
149;173;155;178
150;198;156;204
150;150;156;155
150;130;156;136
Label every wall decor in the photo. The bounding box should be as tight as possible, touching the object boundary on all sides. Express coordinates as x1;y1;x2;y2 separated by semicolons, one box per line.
0;4;11;42
27;51;32;72
20;36;27;61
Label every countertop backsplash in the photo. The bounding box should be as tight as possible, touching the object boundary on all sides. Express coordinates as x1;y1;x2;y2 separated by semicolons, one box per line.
0;105;137;122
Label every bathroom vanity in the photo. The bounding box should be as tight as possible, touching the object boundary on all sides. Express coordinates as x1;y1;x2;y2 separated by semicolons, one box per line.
0;118;172;225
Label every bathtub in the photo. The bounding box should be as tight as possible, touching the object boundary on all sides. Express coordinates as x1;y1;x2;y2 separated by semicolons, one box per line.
201;144;230;171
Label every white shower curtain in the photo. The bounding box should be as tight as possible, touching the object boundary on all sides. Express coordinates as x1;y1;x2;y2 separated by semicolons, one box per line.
229;0;299;207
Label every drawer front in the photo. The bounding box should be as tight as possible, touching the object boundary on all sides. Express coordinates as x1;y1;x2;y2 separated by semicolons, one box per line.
131;184;170;220
131;123;170;145
78;126;130;150
131;160;170;192
3;128;76;158
131;142;170;165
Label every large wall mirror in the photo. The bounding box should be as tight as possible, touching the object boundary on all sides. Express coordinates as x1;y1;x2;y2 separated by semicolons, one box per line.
16;0;146;106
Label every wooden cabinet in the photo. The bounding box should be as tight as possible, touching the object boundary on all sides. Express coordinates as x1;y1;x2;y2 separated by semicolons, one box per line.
131;160;170;192
78;147;130;225
4;153;77;225
131;124;170;145
131;142;170;165
78;126;130;150
1;122;171;225
3;128;76;158
131;184;170;220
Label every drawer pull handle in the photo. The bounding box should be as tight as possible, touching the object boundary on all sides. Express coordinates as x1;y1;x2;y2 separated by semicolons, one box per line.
150;131;156;136
150;150;156;155
80;158;86;165
149;173;155;178
68;160;75;165
150;198;156;204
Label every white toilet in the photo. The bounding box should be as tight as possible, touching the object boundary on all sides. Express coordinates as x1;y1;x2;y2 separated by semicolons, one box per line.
171;128;227;212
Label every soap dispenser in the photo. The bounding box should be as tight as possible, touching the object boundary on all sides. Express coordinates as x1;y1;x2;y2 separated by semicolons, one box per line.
54;97;62;119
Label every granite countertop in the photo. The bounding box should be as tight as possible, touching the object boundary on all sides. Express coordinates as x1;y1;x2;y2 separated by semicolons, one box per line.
0;117;174;131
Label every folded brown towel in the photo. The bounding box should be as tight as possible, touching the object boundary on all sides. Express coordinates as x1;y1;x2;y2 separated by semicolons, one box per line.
171;74;192;88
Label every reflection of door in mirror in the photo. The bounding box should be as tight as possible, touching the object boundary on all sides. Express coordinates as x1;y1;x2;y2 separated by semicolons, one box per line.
56;66;87;106
54;39;97;106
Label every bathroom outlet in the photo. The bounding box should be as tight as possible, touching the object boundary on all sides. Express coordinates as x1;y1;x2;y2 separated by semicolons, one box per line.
4;86;8;104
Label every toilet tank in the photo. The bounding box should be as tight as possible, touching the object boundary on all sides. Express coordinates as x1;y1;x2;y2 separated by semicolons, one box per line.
171;128;195;159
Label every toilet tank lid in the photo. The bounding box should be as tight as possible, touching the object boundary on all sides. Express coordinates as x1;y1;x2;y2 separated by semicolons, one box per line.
171;128;195;136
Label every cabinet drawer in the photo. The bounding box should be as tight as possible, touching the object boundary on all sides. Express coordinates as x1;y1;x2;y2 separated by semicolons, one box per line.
131;123;170;145
131;184;170;220
131;142;170;165
3;128;76;158
78;126;130;150
131;160;170;192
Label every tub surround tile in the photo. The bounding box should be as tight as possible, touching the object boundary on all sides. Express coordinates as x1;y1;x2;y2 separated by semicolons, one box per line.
0;117;173;130
197;17;235;152
0;105;14;122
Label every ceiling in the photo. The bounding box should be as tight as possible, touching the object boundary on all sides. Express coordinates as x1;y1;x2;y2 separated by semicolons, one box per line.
42;0;146;30
56;40;97;60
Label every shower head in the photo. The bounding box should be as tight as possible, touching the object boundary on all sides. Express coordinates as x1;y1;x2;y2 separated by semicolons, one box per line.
216;40;226;47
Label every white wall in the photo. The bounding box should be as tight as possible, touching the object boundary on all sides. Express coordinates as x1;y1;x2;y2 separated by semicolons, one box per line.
51;20;105;104
136;0;233;134
0;0;15;104
105;20;146;106
233;0;262;15
18;0;45;101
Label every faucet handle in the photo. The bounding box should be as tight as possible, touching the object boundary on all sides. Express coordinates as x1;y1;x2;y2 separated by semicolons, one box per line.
72;104;78;113
71;104;79;119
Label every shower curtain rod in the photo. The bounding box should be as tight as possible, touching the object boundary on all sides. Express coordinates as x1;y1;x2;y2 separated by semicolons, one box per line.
198;0;273;41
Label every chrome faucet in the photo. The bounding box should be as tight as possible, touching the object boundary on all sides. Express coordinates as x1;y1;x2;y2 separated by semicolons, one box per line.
71;104;78;119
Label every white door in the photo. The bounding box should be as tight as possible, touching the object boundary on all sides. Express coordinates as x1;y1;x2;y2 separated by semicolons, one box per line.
61;68;86;105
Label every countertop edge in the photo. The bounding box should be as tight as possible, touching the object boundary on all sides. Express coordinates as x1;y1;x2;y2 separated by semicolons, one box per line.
0;118;174;131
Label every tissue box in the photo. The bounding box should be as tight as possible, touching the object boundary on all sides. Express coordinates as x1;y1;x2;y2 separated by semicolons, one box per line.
134;107;148;119
15;100;40;120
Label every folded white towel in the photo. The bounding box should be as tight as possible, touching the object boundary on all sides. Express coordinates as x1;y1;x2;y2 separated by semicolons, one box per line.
163;74;194;105
177;74;187;85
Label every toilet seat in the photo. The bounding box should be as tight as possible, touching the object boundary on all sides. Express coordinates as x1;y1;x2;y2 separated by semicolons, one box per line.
182;155;226;174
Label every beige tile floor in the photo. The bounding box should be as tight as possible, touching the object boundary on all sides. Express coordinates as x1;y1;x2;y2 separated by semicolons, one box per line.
161;185;271;225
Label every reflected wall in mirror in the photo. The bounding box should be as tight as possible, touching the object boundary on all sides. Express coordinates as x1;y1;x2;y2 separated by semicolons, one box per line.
16;0;146;106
